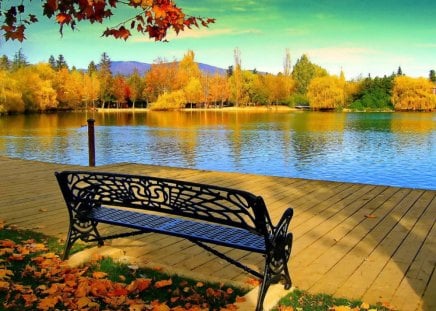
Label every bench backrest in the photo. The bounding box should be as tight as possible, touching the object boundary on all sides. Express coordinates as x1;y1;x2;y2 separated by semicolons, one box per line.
55;171;273;235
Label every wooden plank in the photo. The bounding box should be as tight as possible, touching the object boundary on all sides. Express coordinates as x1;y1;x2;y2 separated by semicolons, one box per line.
332;189;424;299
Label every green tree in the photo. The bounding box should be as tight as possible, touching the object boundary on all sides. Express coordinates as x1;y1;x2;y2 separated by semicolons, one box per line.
88;61;98;75
396;66;403;76
349;76;394;110
56;54;69;71
429;70;436;82
48;55;57;70
292;54;327;95
11;49;28;71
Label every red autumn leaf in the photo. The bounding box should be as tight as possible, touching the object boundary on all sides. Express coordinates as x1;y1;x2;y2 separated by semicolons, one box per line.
108;287;129;297
56;13;72;24
152;5;167;19
0;240;16;248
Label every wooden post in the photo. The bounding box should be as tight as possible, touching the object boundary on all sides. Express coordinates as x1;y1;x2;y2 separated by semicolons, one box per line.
87;119;95;167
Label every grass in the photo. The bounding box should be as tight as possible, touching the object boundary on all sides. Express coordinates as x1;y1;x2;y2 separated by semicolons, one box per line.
272;288;397;310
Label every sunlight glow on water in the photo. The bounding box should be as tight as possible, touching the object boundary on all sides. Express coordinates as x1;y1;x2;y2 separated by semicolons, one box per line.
0;111;435;190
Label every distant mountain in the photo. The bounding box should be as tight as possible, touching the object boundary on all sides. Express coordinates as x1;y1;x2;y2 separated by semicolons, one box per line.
110;61;151;76
109;61;226;76
197;63;227;75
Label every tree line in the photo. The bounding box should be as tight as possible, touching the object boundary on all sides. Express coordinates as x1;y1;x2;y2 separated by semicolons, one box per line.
1;49;435;114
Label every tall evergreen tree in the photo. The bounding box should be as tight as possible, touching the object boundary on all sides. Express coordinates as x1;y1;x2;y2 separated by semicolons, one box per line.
48;55;57;69
396;66;403;76
87;61;97;75
97;52;113;107
12;49;28;70
429;69;436;82
56;54;68;70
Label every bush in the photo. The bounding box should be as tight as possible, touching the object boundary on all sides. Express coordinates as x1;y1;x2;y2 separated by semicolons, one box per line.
150;90;186;110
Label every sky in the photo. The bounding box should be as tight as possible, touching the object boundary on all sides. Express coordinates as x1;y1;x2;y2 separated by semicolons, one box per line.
1;0;435;79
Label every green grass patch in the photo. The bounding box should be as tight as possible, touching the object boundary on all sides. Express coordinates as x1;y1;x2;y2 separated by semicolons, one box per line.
273;288;396;311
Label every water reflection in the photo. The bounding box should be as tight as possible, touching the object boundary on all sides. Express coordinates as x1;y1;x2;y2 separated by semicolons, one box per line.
0;111;435;190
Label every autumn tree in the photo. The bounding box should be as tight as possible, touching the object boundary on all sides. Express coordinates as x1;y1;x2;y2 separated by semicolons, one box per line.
98;52;113;108
144;58;178;102
127;69;145;108
392;76;436;111
175;50;201;90
0;69;25;113
0;0;214;42
208;73;230;107
307;75;346;110
14;65;57;111
82;71;100;109
113;75;130;108
183;77;203;106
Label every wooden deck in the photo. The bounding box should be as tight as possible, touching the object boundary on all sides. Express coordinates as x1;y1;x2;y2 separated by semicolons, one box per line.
0;156;434;311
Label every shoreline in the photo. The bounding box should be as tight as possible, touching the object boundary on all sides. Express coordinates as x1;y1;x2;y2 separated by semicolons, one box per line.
96;105;297;113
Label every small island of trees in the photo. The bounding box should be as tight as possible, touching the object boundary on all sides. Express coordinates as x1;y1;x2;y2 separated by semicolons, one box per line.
1;49;435;115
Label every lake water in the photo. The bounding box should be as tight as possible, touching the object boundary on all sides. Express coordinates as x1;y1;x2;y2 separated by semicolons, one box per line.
0;111;435;190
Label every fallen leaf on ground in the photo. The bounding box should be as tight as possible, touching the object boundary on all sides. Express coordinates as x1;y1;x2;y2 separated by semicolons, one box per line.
92;271;108;279
155;278;172;288
365;214;377;219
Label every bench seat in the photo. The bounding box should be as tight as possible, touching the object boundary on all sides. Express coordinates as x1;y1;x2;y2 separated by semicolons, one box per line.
90;206;266;252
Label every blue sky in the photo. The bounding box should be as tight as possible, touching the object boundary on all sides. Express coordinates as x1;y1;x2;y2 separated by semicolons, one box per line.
1;0;435;79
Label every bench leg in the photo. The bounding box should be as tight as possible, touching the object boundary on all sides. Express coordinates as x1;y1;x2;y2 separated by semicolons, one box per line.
63;219;103;260
256;232;293;311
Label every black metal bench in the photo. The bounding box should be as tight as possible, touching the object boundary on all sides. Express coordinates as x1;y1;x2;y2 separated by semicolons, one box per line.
55;170;293;311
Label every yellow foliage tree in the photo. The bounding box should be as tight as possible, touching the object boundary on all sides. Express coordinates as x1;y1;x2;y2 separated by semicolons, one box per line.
307;75;346;110
150;90;186;110
183;77;203;106
208;73;230;107
175;50;201;90
392;76;436;111
0;69;25;113
13;66;57;111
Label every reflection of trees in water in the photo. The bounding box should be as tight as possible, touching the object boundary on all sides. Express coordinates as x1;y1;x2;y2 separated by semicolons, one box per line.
289;112;346;168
